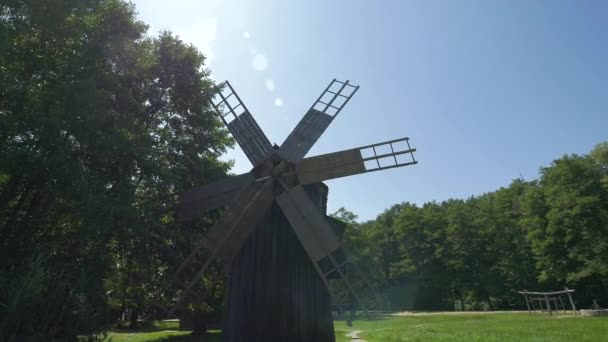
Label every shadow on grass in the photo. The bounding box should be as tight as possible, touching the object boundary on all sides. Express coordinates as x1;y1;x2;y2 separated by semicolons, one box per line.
368;312;398;321
153;331;221;342
334;311;396;323
109;328;221;342
113;320;182;333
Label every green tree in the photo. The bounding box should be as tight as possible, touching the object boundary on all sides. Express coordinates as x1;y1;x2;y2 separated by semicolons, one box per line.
341;143;607;311
0;0;231;339
590;142;608;191
523;153;608;304
473;181;537;309
392;202;452;310
331;208;390;310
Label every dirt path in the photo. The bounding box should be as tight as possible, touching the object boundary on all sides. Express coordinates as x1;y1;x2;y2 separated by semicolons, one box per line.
395;310;528;316
346;330;366;341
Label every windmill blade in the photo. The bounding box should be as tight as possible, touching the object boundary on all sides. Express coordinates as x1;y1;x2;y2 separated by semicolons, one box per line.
279;79;359;162
276;185;342;263
171;179;275;313
213;81;273;166
177;172;255;221
276;185;371;319
194;178;274;266
174;179;273;282
297;137;417;185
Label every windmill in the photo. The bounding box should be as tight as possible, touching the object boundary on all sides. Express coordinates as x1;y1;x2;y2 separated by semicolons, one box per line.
173;79;417;334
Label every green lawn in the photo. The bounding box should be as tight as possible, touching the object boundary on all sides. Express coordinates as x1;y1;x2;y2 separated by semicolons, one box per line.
107;320;219;342
107;312;608;342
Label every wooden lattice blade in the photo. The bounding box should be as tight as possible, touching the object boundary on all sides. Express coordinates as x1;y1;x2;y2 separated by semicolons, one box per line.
173;179;271;281
177;173;255;221
279;79;359;162
279;108;334;162
276;185;368;313
276;185;341;263
297;137;417;185
199;179;275;265
213;81;273;166
171;179;275;310
227;111;273;166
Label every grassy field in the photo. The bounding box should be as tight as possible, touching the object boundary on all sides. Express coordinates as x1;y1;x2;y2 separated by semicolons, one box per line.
107;312;608;342
107;320;219;342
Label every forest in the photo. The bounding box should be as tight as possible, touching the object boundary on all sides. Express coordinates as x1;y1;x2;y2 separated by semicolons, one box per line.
1;1;607;340
335;140;608;312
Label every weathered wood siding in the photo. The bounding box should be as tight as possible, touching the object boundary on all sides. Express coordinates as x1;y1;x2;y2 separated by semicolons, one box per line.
221;183;336;342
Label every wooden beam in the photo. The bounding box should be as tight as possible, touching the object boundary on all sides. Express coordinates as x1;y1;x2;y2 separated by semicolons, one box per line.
565;287;577;316
178;173;254;220
544;295;552;316
518;289;575;296
523;290;531;314
276;186;341;262
297;148;366;185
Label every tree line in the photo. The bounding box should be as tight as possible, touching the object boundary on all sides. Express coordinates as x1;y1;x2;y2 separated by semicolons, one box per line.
335;142;608;312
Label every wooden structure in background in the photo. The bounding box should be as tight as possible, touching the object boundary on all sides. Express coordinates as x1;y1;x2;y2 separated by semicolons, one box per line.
174;79;418;341
519;288;576;316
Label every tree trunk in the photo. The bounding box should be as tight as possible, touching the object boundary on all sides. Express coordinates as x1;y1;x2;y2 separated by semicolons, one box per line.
179;309;208;335
120;299;126;322
221;183;335;342
486;294;494;311
192;312;207;336
457;290;465;311
129;307;139;329
450;288;457;311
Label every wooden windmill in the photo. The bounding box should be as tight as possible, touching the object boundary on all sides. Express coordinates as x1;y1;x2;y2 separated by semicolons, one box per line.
173;79;417;322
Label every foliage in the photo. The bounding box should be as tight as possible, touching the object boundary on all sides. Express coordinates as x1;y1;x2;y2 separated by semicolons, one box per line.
0;0;231;339
338;142;608;311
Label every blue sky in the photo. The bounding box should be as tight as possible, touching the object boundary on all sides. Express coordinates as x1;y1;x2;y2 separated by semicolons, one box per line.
132;0;608;221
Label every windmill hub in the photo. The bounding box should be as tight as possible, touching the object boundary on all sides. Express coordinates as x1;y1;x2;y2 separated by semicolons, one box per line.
252;153;298;189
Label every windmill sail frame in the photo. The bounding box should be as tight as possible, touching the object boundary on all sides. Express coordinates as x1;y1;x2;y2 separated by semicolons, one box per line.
173;78;418;320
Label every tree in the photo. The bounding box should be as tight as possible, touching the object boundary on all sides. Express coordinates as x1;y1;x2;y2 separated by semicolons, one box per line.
330;208;390;311
473;181;537;309
523;153;608;304
0;0;231;339
590;142;608;191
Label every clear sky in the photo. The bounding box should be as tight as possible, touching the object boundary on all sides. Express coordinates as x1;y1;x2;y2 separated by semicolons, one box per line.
131;0;608;221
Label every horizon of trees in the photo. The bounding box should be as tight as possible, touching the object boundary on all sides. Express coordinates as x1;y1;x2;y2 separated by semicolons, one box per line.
335;142;608;312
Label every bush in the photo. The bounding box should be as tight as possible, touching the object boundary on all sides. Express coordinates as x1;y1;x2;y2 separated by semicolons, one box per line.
0;256;110;341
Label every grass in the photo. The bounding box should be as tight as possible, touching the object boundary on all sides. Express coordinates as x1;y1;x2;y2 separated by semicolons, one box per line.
107;312;608;341
335;312;608;341
106;320;220;342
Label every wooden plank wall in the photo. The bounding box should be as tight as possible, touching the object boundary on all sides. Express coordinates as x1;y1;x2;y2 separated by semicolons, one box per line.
221;183;336;341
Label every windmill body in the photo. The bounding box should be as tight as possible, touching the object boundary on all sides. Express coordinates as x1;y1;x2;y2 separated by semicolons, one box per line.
175;79;417;341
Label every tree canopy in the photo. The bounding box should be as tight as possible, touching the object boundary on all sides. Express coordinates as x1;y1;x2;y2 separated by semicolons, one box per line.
1;0;231;339
336;142;608;311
